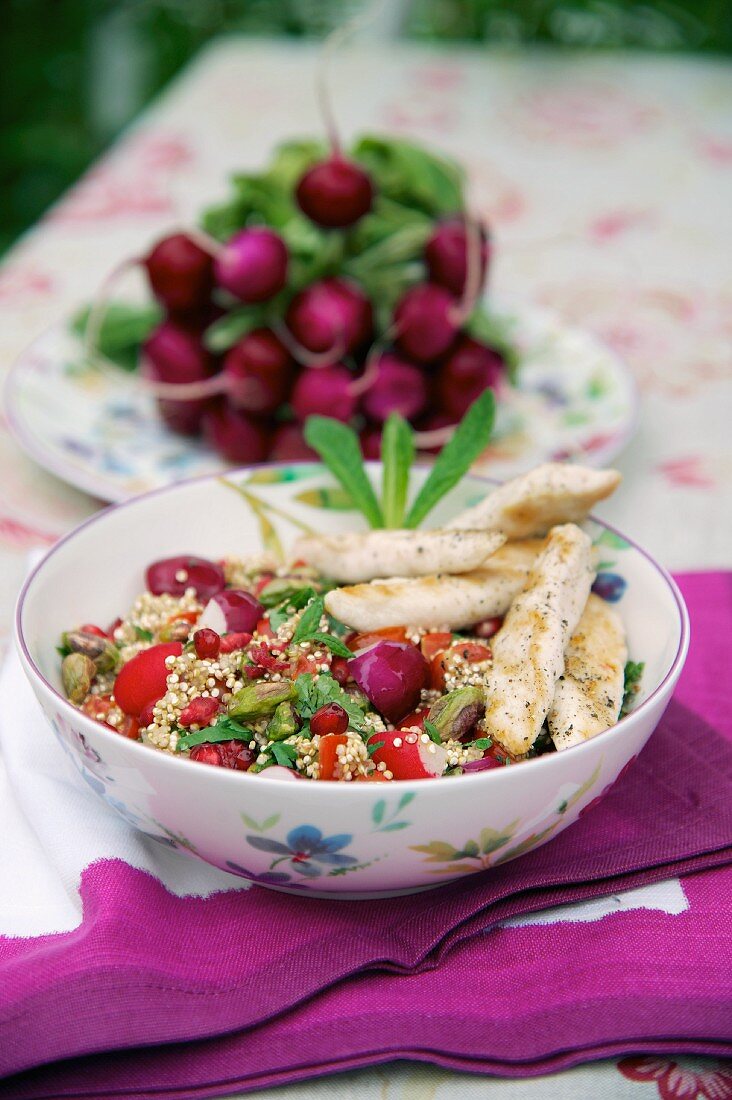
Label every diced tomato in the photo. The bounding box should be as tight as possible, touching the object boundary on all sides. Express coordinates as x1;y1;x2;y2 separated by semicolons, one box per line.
167;610;199;626
119;715;140;740
397;708;427;731
256;617;276;640
355;771;389;782
347;625;408;652
428;641;493;691
113;642;183;718
80;623;108;638
318;733;348;781
82;693;114;726
420;632;453;662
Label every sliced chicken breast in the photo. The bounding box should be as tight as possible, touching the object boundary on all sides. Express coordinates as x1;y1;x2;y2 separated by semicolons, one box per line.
482;524;595;756
294;529;506;584
548;594;628;751
448;463;621;538
324;539;545;632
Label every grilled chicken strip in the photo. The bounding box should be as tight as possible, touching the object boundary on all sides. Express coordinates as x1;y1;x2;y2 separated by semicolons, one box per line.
324;540;544;632
448;463;621;538
482;524;595;756
294;529;506;584
548;594;628;751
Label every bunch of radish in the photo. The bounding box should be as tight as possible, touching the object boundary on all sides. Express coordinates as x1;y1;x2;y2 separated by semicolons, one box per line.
88;134;514;465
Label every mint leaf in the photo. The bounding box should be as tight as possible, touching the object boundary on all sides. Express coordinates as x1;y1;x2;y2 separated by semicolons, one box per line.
269;586;316;632
306;633;353;659
177;715;253;752
304;417;384;529
406;389;495;528
135;627;154;642
292;595;325;643
381;413;414;528
468;736;492;751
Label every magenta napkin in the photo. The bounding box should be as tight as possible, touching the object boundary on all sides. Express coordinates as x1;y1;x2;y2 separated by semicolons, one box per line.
1;572;731;1097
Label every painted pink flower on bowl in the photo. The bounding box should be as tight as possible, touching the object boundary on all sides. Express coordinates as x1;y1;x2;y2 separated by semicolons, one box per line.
618;1056;732;1099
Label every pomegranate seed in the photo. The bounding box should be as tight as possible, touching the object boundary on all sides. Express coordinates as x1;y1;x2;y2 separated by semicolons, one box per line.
310;702;349;737
220;631;253;653
139;700;156;727
219;740;255;771
194;628;221;659
190;743;224;766
107;617;123;637
331;656;350;686
475;616;503;639
178;696;221;728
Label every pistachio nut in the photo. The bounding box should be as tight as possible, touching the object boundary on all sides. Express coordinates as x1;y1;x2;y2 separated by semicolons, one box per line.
227;679;296;720
158;620;192;643
266;701;298;742
427;686;485;741
61;653;97;704
62;630;120;674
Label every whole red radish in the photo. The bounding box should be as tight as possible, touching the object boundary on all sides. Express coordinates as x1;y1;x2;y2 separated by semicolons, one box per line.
286;277;372;358
223;328;294;415
296;156;374;228
367;729;447;780
435;336;503;420
113;642;182;718
203;402;270;464
214;228;288;304
291;363;357;422
144;233;213;314
425;218;491;297
360;353;429;424
269;423;319;462
141;320;217;436
394;284;459;363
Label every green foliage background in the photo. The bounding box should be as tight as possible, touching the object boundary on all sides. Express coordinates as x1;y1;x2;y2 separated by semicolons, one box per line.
3;0;730;253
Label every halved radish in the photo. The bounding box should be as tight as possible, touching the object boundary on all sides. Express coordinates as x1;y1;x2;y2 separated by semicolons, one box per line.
263;766;302;781
348;640;427;724
198;589;263;635
113;642;182;718
367;730;447;780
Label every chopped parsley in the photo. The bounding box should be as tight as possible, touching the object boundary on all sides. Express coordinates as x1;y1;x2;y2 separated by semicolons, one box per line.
177;715;253;752
295;672;368;733
467;736;492;751
621;660;645;716
135;626;154;643
270;742;298;768
424;719;443;745
268;586;316;632
367;739;385;757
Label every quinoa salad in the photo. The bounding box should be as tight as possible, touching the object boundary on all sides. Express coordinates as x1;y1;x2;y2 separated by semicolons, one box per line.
57;463;643;782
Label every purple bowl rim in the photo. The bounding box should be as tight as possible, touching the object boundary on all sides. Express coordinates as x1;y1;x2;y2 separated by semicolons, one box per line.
14;462;691;793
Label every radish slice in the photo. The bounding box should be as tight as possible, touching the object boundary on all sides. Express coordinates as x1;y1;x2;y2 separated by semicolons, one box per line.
368;730;447;780
263;766;301;781
198;590;263;635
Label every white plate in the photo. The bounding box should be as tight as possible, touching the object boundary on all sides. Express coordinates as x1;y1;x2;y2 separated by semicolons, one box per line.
5;300;637;503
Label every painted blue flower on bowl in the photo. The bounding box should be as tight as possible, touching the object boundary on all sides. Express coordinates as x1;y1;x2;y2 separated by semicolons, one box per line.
245;825;359;879
592;571;627;602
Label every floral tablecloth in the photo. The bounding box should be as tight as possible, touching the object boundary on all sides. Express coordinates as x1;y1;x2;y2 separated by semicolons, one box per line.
0;39;730;1100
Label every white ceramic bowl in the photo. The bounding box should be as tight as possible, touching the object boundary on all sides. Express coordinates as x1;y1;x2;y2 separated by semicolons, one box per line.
16;463;689;898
